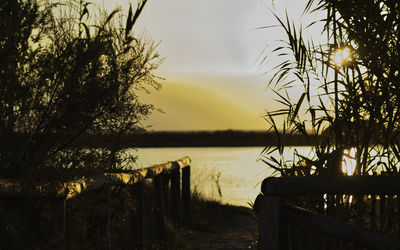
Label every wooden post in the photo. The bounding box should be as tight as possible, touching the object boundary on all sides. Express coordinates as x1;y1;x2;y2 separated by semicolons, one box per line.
182;166;191;224
131;182;144;250
370;195;377;230
279;222;289;250
154;175;166;239
96;187;111;250
105;186;112;250
258;196;280;250
380;195;386;231
162;173;170;217
105;188;112;250
182;166;192;224
171;168;181;223
395;195;400;234
55;197;66;250
280;201;400;250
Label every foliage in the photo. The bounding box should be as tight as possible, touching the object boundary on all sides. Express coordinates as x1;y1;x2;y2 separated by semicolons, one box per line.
0;0;161;182
261;0;400;176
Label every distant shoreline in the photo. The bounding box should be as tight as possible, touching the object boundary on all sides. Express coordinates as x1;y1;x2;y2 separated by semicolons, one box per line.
75;130;318;148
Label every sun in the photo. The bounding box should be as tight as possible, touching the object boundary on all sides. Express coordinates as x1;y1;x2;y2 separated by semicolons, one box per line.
331;47;353;67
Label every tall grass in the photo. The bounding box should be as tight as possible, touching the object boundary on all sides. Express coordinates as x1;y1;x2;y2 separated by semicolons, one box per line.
261;0;400;177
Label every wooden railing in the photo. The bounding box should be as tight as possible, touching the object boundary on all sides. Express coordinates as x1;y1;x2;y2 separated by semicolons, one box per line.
0;156;191;250
254;176;400;250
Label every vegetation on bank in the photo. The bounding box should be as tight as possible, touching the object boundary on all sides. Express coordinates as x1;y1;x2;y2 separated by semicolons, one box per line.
73;130;320;148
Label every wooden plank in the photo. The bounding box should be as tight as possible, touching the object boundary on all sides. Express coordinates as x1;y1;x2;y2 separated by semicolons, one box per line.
280;201;400;250
162;173;171;218
182;166;191;224
262;176;400;196
0;157;191;199
131;182;144;250
54;198;66;250
279;222;289;250
256;195;280;250
171;169;181;223
93;187;111;250
153;175;166;240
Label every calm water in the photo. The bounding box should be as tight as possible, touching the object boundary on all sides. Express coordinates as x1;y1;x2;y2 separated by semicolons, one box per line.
133;147;273;207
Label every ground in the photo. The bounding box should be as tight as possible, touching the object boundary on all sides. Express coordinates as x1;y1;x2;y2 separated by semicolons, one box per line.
184;202;258;249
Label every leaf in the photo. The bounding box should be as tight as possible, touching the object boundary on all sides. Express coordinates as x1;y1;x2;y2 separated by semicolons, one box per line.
125;4;133;39
292;92;306;122
80;6;89;21
82;23;90;39
261;159;282;172
105;9;120;25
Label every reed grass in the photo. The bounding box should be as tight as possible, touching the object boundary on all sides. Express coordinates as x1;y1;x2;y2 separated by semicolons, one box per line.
260;0;400;249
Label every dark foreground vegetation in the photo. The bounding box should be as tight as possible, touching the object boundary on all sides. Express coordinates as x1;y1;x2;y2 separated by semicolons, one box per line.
256;0;400;249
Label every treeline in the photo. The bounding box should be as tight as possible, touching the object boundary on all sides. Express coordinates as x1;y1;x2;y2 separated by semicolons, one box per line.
75;130;319;148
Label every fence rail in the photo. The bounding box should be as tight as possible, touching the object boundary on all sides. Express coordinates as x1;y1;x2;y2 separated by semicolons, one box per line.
0;156;191;250
255;176;400;250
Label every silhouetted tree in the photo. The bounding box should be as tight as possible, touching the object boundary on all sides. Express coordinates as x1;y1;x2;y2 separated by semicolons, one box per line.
0;0;161;182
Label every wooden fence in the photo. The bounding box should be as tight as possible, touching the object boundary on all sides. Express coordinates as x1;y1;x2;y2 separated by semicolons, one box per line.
0;156;191;249
255;176;400;250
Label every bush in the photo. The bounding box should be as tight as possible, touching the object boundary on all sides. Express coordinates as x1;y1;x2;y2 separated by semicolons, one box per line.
0;0;161;182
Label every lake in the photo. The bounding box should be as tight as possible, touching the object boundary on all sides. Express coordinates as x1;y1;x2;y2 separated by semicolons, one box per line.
133;145;385;207
133;147;274;207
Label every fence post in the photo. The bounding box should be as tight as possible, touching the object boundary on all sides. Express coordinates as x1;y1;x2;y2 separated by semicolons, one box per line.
131;182;144;250
182;166;191;224
171;168;181;223
105;188;112;250
162;173;171;217
50;197;66;250
96;187;111;250
154;175;166;239
258;196;280;250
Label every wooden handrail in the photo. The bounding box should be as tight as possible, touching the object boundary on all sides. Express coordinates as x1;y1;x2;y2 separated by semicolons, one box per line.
256;175;400;250
279;198;399;250
0;156;192;249
0;156;191;199
262;175;400;196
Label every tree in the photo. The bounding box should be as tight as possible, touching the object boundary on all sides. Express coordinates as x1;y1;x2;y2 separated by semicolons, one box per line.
0;0;161;182
262;0;400;176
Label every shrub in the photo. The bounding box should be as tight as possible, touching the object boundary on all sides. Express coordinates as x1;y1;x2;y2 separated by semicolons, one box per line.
0;0;162;182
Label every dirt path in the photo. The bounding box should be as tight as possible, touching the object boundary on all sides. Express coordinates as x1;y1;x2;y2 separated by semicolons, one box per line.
186;205;258;249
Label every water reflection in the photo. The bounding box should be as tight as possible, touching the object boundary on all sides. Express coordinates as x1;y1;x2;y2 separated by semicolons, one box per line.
133;146;388;207
134;147;272;207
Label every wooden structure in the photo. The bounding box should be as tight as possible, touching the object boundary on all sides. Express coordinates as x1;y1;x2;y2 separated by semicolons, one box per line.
0;156;191;250
255;176;400;250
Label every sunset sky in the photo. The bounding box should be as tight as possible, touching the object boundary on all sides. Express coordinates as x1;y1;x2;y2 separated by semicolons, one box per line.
103;0;317;131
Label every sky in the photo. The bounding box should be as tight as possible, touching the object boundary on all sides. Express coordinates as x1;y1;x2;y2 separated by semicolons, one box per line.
102;0;319;131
